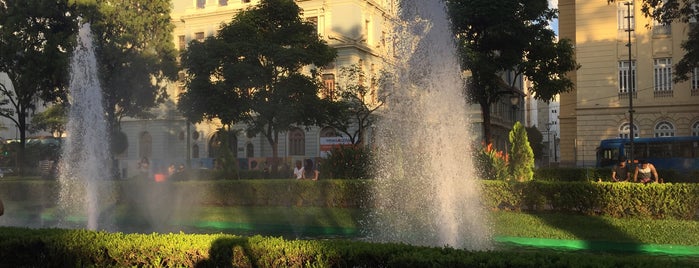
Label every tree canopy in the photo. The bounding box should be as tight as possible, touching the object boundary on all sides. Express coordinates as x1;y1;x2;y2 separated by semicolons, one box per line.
322;63;388;145
0;0;78;173
447;0;579;144
82;0;179;129
179;0;336;173
623;0;699;82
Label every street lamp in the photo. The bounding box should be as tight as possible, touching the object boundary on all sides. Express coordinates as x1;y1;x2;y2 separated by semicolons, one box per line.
545;122;552;167
510;93;520;122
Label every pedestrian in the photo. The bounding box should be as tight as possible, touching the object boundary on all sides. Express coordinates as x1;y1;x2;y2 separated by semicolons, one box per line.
293;160;304;179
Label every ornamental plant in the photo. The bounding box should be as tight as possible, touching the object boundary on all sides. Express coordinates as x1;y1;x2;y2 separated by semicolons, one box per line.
474;142;509;180
509;121;534;182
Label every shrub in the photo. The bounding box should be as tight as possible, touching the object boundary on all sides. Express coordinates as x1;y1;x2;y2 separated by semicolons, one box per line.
509;122;534;182
473;143;509;180
322;146;372;179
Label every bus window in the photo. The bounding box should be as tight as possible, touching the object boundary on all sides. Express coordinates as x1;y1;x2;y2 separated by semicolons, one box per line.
625;143;648;160
678;142;694;158
597;148;618;167
648;142;672;158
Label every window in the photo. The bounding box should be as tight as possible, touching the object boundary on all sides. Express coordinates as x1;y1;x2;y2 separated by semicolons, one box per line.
219;0;228;6
693;67;699;95
322;74;335;99
653;58;673;97
692;121;699;136
178;35;186;50
195;32;205;42
617;1;634;31
288;128;305;155
192;144;199;159
652;20;671;36
139;132;152;160
619;123;638;138
246;143;254;158
197;0;206;9
618;60;636;95
320;127;339;137
654;121;675;137
307;16;318;36
242;0;251;3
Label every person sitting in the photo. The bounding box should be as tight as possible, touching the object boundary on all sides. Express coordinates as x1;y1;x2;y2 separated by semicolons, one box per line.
293;160;304;180
634;160;660;184
611;157;630;182
303;158;319;181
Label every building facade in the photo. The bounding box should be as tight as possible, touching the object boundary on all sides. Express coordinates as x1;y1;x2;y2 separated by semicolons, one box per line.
558;0;699;167
116;0;399;177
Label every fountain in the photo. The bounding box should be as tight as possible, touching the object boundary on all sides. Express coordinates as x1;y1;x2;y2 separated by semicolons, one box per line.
57;23;112;230
366;0;492;250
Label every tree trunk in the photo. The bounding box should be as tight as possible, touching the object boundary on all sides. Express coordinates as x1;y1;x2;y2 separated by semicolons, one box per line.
17;109;26;176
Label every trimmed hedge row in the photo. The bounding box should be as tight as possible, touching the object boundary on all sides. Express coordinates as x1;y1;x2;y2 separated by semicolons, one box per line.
481;181;699;219
2;179;698;219
0;227;695;267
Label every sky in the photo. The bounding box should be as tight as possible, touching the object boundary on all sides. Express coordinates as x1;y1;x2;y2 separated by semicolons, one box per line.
549;0;559;35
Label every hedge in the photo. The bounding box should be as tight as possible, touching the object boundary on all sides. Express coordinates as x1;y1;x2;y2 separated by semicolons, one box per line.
1;179;698;220
0;227;695;267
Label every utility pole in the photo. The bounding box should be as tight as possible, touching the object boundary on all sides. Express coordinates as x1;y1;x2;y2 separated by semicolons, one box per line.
625;1;636;165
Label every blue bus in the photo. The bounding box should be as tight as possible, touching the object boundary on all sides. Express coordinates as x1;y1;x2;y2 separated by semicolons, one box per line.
596;136;699;172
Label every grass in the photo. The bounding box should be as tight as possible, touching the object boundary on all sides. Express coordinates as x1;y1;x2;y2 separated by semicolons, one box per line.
168;206;699;247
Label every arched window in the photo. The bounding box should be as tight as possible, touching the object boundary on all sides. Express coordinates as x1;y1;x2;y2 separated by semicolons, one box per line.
654;121;675;137
208;131;237;158
692;121;699;136
246;143;254;158
618;123;638;138
288;128;305;155
320;127;340;137
192;144;199;159
139;131;152;160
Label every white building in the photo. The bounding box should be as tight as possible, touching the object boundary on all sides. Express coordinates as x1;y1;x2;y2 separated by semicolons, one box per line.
116;0;398;177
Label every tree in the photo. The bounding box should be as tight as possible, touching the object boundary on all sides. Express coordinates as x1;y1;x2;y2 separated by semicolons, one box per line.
323;63;388;145
179;0;336;174
525;126;544;161
29;103;68;137
0;1;78;174
509;121;534;181
623;0;699;82
84;0;179;130
447;0;579;144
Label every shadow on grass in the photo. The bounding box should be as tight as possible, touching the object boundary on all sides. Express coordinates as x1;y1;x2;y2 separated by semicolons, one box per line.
524;212;645;254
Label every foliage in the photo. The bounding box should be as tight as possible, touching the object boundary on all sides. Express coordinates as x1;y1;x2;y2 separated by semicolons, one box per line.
80;0;179;129
509;122;535;181
322;146;373;179
447;0;579;143
481;180;699;220
473;143;509;180
322;63;389;145
525;126;544;160
626;0;699;82
179;0;336;173
0;226;697;267
0;1;78;174
29;103;67;136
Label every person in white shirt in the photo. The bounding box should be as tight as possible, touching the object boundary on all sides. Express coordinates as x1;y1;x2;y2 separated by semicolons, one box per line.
293;160;304;179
